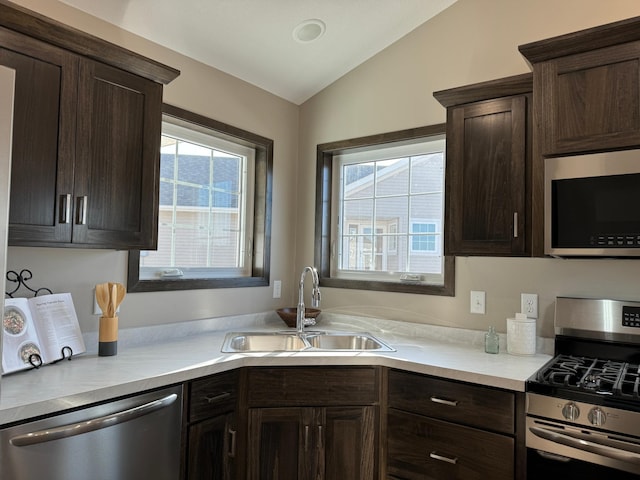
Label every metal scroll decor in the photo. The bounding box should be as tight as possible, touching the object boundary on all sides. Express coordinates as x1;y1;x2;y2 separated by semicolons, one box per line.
5;269;52;298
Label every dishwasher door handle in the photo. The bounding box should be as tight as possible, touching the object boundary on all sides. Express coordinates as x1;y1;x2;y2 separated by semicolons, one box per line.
10;393;178;447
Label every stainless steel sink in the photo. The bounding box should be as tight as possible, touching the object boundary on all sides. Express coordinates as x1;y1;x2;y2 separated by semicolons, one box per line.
223;332;307;352
306;333;392;351
221;331;394;353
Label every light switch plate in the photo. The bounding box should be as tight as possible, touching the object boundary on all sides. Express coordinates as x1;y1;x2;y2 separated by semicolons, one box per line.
470;290;486;314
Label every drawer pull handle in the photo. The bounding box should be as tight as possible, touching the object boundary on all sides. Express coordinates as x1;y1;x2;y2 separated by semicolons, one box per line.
430;396;458;407
204;392;231;404
430;451;458;465
228;428;236;458
317;425;323;450
304;425;310;451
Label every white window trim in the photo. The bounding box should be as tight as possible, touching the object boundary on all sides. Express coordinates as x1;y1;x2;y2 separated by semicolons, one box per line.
138;116;256;281
330;136;445;285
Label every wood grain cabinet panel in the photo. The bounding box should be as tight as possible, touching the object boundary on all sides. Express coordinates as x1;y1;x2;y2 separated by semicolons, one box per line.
245;367;380;480
519;17;640;156
387;409;514;480
434;74;534;257
387;369;518;480
73;59;162;248
0;27;77;245
185;371;239;480
0;2;177;249
248;406;376;480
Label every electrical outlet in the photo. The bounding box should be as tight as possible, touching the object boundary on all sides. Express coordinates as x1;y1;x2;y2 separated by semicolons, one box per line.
273;280;282;299
470;290;486;314
521;293;538;318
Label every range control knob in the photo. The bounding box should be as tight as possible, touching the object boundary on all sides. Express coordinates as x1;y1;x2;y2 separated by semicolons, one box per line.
562;402;580;421
588;407;606;427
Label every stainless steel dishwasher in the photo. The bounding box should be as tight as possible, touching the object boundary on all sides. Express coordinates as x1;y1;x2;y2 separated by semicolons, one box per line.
0;384;182;480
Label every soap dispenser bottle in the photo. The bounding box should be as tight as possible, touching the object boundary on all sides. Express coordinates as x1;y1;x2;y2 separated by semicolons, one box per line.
485;326;499;354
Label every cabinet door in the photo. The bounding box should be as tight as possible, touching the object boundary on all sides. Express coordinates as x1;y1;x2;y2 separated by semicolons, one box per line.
0;27;77;245
445;95;527;256
323;406;377;480
74;59;162;249
248;407;309;480
536;41;640;156
188;412;236;480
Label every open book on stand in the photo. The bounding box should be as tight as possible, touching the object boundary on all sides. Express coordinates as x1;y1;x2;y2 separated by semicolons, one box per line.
2;292;85;374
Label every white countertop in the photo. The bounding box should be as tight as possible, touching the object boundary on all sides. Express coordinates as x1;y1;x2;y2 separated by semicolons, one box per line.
0;312;553;426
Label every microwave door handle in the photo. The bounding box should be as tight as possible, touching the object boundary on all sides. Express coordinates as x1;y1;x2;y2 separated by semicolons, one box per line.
529;426;640;465
9;393;178;447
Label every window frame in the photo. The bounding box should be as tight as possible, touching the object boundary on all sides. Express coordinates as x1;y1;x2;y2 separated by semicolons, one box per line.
127;104;273;292
314;124;455;296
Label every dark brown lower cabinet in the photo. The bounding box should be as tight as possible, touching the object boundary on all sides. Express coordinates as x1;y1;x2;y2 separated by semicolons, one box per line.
387;409;513;480
386;369;518;480
245;366;380;480
188;412;236;480
248;405;376;480
185;370;239;480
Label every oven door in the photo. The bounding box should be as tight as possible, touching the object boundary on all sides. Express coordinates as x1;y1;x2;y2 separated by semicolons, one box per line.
526;416;640;479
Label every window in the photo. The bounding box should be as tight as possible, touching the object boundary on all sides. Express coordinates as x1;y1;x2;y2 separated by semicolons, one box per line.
315;125;454;296
128;104;273;292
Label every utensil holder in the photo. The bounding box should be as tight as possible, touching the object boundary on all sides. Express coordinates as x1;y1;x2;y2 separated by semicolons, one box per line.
99;316;118;356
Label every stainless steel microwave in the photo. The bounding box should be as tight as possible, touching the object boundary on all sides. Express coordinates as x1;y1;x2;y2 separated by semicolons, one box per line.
545;150;640;257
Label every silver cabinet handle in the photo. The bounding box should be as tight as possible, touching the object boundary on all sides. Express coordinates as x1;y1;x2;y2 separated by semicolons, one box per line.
430;396;459;407
228;428;237;458
513;212;518;238
76;195;88;225
59;194;72;224
304;425;310;451
317;425;323;450
204;392;231;404
10;393;178;447
430;451;458;464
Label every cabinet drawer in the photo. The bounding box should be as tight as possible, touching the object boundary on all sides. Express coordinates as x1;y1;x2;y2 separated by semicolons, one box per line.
189;370;238;422
387;409;514;480
247;366;379;406
388;369;515;434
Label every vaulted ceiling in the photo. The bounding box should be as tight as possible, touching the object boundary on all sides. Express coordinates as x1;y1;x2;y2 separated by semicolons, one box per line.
59;0;457;104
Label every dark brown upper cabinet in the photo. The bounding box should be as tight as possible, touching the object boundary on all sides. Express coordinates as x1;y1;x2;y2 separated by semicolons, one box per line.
0;1;178;249
519;15;640;156
434;74;536;257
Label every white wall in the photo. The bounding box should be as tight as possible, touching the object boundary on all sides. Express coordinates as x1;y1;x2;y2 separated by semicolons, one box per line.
6;0;301;333
297;0;640;338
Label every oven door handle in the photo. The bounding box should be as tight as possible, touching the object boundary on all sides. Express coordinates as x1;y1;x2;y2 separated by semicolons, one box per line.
530;426;640;465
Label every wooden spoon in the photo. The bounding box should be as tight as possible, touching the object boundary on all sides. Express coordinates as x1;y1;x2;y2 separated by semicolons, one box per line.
114;283;126;310
95;283;110;316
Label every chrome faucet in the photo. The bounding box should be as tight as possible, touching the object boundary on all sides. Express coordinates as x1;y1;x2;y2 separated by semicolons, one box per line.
296;266;321;334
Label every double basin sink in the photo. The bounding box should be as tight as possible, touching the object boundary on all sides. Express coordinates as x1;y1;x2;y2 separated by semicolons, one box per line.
222;331;395;353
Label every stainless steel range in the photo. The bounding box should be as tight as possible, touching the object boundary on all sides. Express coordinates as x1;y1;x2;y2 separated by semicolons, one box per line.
526;296;640;478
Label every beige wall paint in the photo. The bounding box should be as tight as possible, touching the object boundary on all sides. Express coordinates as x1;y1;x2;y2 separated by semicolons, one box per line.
6;0;300;333
298;0;640;338
5;0;640;340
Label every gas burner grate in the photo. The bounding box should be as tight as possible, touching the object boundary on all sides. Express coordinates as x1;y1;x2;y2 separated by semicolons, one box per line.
618;363;640;399
536;355;629;396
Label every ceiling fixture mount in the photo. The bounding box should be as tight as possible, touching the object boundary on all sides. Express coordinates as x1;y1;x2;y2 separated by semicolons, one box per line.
293;19;326;43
